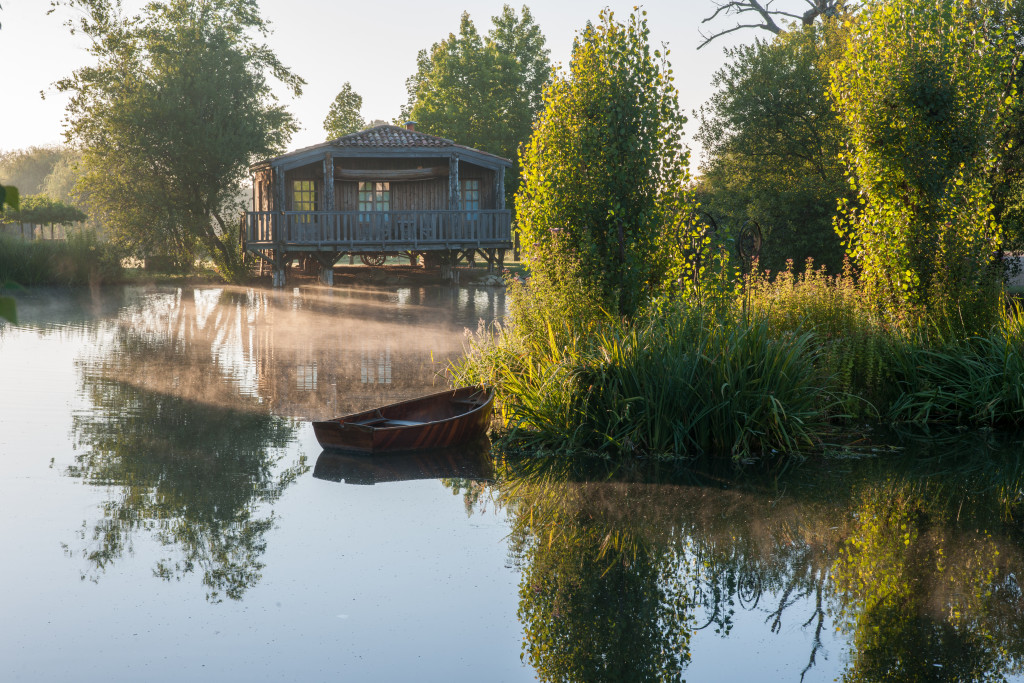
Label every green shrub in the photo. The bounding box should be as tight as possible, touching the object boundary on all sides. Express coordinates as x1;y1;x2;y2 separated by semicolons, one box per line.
888;303;1024;426
0;231;123;286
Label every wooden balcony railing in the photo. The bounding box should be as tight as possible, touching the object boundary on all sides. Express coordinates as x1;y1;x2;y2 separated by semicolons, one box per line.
244;210;512;251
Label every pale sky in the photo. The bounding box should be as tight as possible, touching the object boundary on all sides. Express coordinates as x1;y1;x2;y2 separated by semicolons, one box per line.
1;0;755;168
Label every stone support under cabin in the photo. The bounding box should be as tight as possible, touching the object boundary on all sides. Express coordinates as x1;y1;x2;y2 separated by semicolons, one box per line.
319;265;333;286
272;266;286;288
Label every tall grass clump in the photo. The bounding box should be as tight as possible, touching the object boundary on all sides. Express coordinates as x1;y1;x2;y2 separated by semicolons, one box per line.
452;300;828;462
745;259;900;416
0;231;123;286
887;302;1024;426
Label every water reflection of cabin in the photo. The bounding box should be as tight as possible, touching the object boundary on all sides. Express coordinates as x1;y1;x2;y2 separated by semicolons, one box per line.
244;123;513;287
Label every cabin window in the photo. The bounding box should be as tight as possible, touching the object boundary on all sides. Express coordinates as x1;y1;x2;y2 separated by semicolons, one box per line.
461;179;480;219
358;181;390;216
292;180;316;223
292;180;316;211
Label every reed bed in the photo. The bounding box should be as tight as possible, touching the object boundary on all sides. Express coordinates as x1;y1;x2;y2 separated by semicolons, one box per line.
453;308;829;461
888;304;1024;426
454;260;1024;462
0;231;123;286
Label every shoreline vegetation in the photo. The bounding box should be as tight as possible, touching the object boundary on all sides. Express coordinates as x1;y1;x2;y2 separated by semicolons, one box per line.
4;2;1022;467
451;261;1024;463
0;231;123;287
450;2;1024;465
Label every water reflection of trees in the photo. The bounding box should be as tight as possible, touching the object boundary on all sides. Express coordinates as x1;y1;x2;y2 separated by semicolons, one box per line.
64;283;503;601
479;438;1024;682
830;434;1024;682
504;475;693;682
69;288;306;602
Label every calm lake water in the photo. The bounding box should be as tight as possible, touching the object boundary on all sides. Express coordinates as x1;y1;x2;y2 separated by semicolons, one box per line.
2;283;1023;682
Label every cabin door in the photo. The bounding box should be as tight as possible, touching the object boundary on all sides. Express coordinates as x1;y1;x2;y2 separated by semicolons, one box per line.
358;182;390;242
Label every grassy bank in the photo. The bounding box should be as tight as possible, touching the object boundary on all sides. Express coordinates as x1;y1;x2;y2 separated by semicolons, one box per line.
0;232;123;286
451;262;1024;462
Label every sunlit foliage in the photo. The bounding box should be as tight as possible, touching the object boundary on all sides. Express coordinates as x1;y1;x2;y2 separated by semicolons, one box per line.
830;0;1022;332
516;9;693;320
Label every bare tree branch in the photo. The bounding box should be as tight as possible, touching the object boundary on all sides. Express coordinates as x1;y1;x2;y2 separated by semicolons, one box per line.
699;0;844;49
699;22;779;49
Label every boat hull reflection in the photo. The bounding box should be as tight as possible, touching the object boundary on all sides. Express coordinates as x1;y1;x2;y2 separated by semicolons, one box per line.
313;440;494;485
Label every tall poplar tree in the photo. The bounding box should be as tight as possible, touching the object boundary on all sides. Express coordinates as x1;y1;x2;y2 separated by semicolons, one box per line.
516;10;692;320
831;0;1021;331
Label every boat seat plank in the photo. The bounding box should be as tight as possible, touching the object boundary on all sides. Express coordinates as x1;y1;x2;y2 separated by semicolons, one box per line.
353;417;389;426
380;419;424;427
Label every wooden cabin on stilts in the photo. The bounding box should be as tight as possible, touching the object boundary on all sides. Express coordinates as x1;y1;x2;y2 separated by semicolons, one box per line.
243;122;513;287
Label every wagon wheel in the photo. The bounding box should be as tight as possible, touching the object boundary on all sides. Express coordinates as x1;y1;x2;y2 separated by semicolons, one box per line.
360;253;386;267
737;221;763;265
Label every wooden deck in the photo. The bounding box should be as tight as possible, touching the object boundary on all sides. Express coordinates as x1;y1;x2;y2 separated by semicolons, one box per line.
244;209;512;252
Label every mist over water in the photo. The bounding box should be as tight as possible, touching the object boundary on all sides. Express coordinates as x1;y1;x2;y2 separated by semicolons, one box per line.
6;283;506;420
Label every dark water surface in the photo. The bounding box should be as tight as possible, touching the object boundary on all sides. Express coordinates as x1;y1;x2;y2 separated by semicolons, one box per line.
2;284;1023;682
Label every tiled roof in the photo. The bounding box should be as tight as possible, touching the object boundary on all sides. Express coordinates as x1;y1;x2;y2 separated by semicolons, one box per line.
331;124;454;148
255;124;512;169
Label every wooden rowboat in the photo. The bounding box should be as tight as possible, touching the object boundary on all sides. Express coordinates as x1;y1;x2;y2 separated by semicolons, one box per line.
311;386;494;453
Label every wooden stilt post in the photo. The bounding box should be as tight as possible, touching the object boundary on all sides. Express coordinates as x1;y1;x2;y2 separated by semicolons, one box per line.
273;166;287;288
316;252;338;286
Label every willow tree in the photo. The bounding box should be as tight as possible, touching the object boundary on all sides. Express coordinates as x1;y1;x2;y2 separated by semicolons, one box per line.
52;0;303;281
831;0;1021;332
516;10;692;320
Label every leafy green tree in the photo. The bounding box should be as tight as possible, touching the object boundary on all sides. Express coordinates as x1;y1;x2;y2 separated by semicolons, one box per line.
516;9;692;320
323;81;366;138
39;149;83;205
403;5;549;206
696;22;852;274
0;147;92;228
0;146;66;196
3;194;87;227
830;0;1021;331
52;0;303;282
